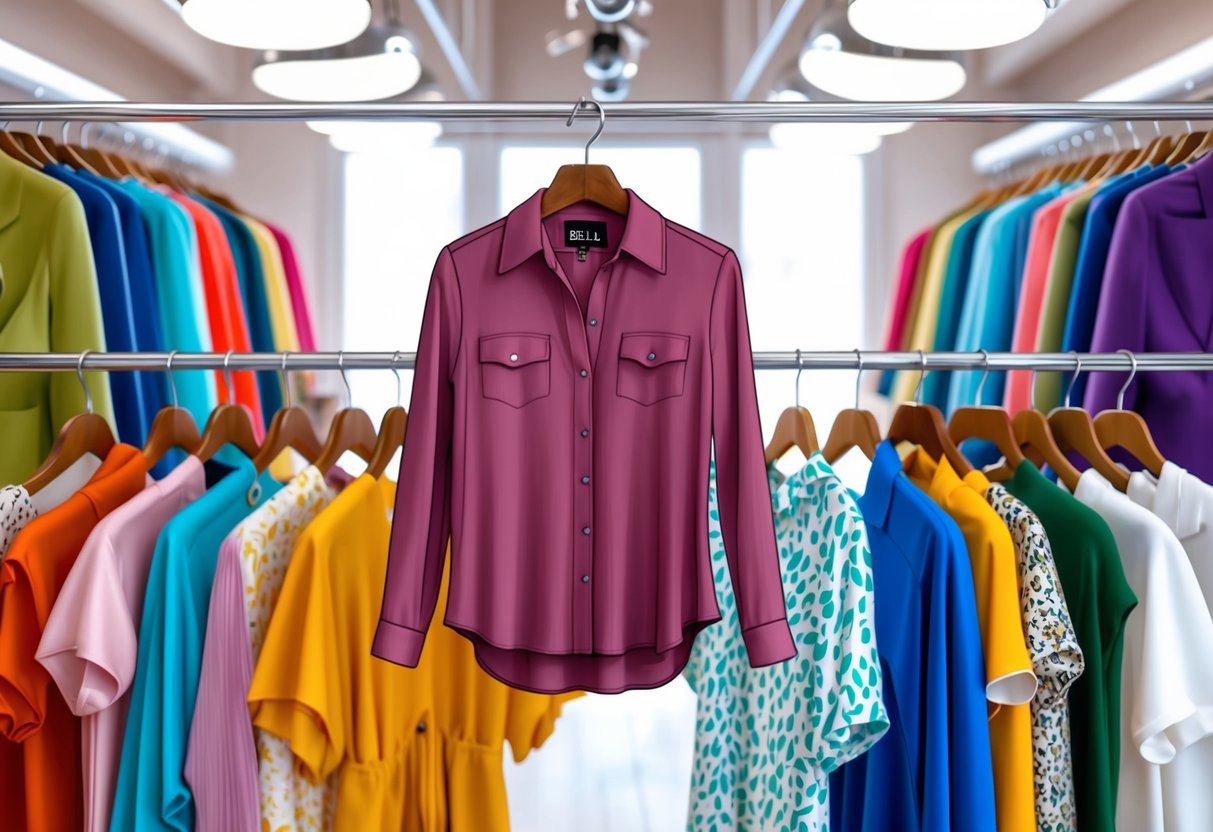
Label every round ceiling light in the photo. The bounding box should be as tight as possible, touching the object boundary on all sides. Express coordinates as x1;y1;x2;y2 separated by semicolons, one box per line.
180;0;371;51
253;24;422;102
306;75;444;150
799;5;966;101
769;78;912;136
848;0;1051;51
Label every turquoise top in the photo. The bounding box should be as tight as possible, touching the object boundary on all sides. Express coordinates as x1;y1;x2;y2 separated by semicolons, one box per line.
110;454;281;832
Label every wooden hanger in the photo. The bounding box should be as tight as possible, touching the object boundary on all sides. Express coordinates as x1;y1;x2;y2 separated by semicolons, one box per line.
886;352;973;476
948;350;1026;470
13;123;58;166
314;352;379;474
764;351;819;465
1190;128;1213;162
252;353;323;472
196;352;262;462
1093;350;1165;477
540;97;629;218
0;122;43;168
54;122;101;175
982;365;1082;488
24;351;116;495
143;351;202;467
367;355;408;479
823;350;881;464
1047;355;1130;491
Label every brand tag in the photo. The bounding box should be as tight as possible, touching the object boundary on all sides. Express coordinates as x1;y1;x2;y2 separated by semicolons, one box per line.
564;221;609;249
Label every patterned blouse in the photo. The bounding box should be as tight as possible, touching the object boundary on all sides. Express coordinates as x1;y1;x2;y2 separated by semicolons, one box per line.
985;483;1085;832
685;455;888;832
0;484;36;557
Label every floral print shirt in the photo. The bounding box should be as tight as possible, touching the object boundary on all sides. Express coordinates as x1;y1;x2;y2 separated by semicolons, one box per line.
0;485;36;557
685;455;888;832
985;482;1085;832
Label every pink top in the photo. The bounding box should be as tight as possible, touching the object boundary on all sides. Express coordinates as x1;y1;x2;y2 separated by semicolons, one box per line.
374;189;794;694
36;457;205;832
1004;191;1080;412
884;228;932;352
265;223;317;352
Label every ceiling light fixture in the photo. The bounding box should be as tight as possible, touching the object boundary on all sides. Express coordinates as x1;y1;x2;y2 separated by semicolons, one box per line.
582;0;638;23
847;0;1057;51
306;75;445;150
799;4;966;101
767;73;906;155
253;23;422;102
584;30;626;80
179;0;371;51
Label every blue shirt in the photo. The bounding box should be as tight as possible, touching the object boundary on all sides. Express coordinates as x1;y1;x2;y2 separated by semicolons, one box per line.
192;196;282;423
1062;165;1173;405
830;442;996;832
110;453;281;832
117;181;217;425
43;165;148;444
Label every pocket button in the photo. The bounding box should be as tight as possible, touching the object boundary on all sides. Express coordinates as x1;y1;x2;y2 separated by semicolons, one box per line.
647;352;657;361
510;353;519;362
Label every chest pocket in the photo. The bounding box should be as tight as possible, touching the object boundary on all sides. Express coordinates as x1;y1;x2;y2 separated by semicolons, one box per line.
479;333;551;408
617;332;690;406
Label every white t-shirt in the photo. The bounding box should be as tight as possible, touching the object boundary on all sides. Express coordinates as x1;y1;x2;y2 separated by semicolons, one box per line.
1074;469;1213;832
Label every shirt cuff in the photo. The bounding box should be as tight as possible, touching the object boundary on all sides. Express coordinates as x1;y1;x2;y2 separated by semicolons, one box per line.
742;618;797;667
372;619;426;667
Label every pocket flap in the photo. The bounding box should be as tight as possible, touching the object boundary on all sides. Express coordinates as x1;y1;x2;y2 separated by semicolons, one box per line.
619;332;690;367
479;333;550;367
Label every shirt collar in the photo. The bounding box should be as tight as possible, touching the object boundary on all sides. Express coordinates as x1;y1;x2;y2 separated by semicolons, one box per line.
1136;461;1207;542
769;453;834;517
498;187;667;275
858;441;900;529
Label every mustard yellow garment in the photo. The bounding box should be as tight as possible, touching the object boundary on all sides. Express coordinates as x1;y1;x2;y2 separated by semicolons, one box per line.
249;474;579;831
903;450;1038;832
0;153;114;483
242;214;301;353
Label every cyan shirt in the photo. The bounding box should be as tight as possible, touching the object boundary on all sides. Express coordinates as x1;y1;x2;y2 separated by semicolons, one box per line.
830;441;996;832
117;180;217;425
110;453;281;832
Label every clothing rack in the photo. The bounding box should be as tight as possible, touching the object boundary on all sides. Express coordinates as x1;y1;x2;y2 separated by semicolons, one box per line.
1;101;1213;123
3;351;1211;373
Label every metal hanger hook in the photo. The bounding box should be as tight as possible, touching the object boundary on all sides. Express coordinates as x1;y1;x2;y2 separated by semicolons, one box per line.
77;350;94;415
1029;368;1039;411
392;351;404;406
974;349;991;404
338;350;353;409
853;349;865;410
1126;121;1141;149
281;352;293;409
566;96;606;165
794;349;803;409
914;350;927;405
1116;349;1138;411
222;351;236;406
1064;352;1082;408
165;350;180;409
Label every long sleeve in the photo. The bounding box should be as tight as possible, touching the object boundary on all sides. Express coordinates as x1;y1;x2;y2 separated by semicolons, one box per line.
708;251;795;667
1083;196;1150;413
374;248;462;667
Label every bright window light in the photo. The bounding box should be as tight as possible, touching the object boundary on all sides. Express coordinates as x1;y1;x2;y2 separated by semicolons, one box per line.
769;123;884;155
848;0;1050;51
307;121;443;152
253;49;422;102
799;48;966;101
181;0;371;50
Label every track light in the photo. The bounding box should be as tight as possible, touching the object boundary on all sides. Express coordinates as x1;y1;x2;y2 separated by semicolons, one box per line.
583;0;638;23
179;0;371;51
253;23;422;102
799;4;966;101
584;31;626;81
847;0;1053;51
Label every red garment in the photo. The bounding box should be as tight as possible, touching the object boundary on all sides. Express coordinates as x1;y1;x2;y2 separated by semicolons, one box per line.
170;194;264;429
884;228;933;352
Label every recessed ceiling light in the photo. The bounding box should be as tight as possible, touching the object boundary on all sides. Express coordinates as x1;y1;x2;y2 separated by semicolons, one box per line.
180;0;371;51
848;0;1052;51
799;5;966;101
253;24;422;102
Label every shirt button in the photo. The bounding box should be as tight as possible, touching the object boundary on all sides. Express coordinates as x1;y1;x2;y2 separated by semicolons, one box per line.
581;575;590;583
509;353;519;362
582;526;591;535
647;352;657;361
579;369;588;378
589;319;598;326
580;429;589;437
581;476;590;484
416;720;427;733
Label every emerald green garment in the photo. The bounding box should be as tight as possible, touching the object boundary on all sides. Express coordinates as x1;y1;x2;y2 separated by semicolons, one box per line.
1005;460;1136;832
0;153;114;484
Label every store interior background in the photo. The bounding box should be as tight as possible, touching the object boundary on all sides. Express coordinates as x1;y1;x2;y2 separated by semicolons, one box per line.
4;0;1212;827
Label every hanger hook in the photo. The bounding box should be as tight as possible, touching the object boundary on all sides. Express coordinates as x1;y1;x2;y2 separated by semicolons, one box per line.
1126;121;1141;149
77;350;94;415
794;349;803;409
1152;120;1161;138
914;350;927;405
853;349;865;410
392;351;403;406
1064;352;1082;408
222;351;236;406
1029;367;1039;411
1116;349;1138;411
566;96;606;165
338;350;353;409
974;349;991;405
165;350;180;409
281;352;293;409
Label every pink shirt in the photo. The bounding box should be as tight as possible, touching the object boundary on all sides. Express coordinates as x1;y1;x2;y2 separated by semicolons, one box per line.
884;228;933;352
1004;191;1080;412
36;457;205;832
374;189;795;694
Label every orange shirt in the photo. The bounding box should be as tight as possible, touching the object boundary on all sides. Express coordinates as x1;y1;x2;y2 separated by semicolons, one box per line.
170;193;264;428
0;445;148;832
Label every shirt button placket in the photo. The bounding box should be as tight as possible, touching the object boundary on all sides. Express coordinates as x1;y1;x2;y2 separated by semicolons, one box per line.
574;339;595;654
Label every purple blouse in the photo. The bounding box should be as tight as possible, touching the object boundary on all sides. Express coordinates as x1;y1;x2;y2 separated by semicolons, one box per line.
374;189;795;693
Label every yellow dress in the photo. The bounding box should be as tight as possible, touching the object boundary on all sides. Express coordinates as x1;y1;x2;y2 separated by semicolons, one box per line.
249;474;579;831
242;214;301;353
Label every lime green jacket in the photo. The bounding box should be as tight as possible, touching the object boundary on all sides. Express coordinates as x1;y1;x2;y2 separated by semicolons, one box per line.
0;153;113;483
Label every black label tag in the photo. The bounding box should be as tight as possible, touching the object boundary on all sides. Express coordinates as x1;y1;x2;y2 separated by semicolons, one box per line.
564;220;609;249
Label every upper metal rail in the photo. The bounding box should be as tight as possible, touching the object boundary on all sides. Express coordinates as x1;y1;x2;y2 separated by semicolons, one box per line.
2;101;1213;123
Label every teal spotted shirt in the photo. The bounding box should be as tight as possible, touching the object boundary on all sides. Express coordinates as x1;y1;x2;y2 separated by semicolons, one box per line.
684;454;889;832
